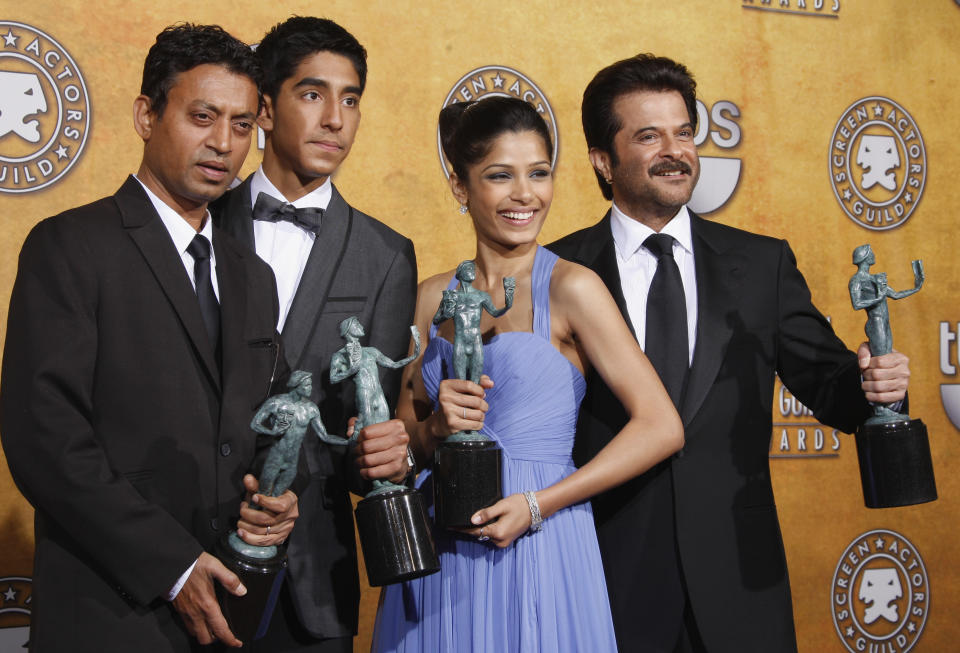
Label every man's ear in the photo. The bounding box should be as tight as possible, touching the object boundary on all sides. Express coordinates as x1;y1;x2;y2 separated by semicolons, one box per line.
588;147;613;185
448;173;469;208
258;94;275;133
132;95;154;142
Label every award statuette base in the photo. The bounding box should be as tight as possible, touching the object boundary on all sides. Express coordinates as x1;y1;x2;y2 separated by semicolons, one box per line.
855;418;937;509
433;438;502;529
214;532;287;642
354;486;439;587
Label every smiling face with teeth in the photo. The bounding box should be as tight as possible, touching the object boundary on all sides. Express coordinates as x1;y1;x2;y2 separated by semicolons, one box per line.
589;89;700;230
449;129;554;250
135;63;259;222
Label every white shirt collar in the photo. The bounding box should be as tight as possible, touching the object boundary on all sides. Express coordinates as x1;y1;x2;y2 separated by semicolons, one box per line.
134;175;214;254
610;203;693;260
249;165;332;211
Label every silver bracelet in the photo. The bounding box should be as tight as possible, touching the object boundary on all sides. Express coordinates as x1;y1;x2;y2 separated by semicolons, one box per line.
523;490;543;533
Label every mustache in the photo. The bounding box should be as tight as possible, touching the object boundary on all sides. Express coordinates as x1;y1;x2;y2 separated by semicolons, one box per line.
649;161;692;176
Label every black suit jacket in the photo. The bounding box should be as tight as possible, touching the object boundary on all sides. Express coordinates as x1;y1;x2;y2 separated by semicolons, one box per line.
0;177;284;651
549;211;870;653
213;178;417;638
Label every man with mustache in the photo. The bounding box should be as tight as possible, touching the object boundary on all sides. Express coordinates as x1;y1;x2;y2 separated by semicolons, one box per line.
213;17;416;653
549;54;911;652
1;24;294;650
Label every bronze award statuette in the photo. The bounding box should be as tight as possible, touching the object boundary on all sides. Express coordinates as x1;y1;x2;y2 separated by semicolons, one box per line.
320;317;438;586
431;260;513;528
215;371;323;641
848;244;937;508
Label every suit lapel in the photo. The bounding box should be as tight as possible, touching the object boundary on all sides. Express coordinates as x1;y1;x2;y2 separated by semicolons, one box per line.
117;176;221;391
680;214;741;425
282;184;353;369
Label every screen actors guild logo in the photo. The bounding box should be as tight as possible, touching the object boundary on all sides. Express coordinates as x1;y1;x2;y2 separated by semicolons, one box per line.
0;576;31;650
829;97;925;231
832;529;929;653
0;22;90;194
438;66;558;178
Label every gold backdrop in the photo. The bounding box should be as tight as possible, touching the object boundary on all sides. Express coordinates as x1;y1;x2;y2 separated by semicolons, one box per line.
1;1;958;651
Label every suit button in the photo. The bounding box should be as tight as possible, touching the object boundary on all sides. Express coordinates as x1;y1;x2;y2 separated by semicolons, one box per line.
210;518;219;532
220;443;231;457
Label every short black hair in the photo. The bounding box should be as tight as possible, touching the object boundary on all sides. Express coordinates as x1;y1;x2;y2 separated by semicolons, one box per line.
140;23;262;118
582;54;698;200
257;16;367;100
439;97;553;181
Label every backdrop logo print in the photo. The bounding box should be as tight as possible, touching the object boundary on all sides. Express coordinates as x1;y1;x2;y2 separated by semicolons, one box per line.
0;576;31;650
770;374;841;459
831;529;929;653
939;321;960;430
689;99;742;215
0;22;90;194
742;0;840;19
438;66;558;178
829;97;925;231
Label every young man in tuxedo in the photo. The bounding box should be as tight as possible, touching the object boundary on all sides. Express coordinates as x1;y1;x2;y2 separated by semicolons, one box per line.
213;17;417;653
1;24;299;650
548;54;911;653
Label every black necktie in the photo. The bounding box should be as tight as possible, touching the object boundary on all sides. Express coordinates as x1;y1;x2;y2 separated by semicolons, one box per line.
187;234;220;352
643;233;689;409
252;192;324;235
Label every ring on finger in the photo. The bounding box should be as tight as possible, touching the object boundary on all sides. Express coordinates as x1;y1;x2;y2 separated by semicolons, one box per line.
462;407;467;420
477;526;490;542
266;525;271;536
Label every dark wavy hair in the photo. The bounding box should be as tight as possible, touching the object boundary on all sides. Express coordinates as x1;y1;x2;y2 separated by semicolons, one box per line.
140;23;262;118
439;97;553;181
257;16;367;100
582;54;698;200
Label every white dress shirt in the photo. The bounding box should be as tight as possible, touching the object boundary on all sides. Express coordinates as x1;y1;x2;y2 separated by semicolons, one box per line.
249;166;331;331
135;176;219;301
610;203;698;366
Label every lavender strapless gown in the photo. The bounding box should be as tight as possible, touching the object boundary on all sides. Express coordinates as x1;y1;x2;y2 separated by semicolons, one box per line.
371;247;617;653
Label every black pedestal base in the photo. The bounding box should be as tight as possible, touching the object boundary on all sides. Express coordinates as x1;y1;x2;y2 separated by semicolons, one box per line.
355;486;439;587
855;418;937;509
214;534;287;642
433;439;502;528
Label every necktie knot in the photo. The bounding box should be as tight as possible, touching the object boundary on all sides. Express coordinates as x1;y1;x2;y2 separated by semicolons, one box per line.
187;233;211;261
253;192;323;235
643;233;676;259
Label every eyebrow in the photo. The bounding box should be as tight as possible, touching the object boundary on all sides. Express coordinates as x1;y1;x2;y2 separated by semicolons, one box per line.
480;160;551;173
632;121;694;137
293;77;363;96
190;100;256;121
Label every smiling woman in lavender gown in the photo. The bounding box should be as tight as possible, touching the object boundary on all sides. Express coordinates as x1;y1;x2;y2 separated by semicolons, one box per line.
371;96;683;653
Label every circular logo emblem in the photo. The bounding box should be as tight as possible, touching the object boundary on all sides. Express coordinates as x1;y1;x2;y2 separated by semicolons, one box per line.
829;97;925;230
831;529;929;653
437;65;558;178
0;576;31;648
0;22;90;194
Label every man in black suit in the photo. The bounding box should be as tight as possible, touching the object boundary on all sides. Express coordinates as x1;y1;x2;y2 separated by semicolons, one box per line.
0;25;298;651
548;54;911;653
213;17;417;653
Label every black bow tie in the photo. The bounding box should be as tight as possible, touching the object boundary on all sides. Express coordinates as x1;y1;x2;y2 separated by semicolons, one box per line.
252;192;324;235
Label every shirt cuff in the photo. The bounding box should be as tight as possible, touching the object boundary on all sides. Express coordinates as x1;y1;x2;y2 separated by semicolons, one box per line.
166;558;198;601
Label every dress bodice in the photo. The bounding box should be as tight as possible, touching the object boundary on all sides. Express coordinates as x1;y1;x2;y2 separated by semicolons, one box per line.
421;247;585;465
